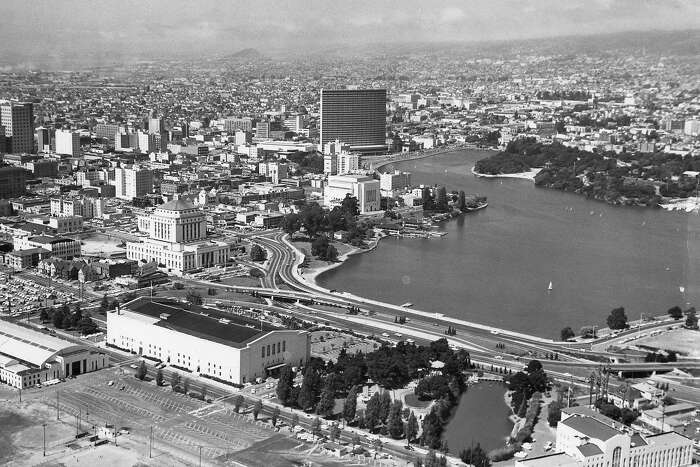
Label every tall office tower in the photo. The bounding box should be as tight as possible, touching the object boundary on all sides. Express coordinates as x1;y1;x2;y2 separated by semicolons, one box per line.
148;116;164;135
256;121;271;139
320;89;386;151
95;123;122;141
55;129;81;156
36;127;50;152
323;153;337;175
0;165;26;199
114;166;153;200
0;125;5;153
0;101;34;154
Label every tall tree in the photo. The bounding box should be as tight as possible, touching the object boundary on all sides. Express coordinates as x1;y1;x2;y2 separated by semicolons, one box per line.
341;194;360;217
667;306;683;320
365;392;381;431
607;307;628;330
435;186;448;212
316;377;336;417
560;326;575;341
253;400;262;420
233;394;244;413
281;213;302;236
171;373;181;391
378;391;392;423
271;406;280;426
136;361;147;381
249;244;267;262
420;408;442;449
387;399;405;439
459;443;491;467
343;385;358;423
155;369;164;386
405;411;419;444
686;308;698;329
297;365;320;411
276;365;294;406
457;190;466;211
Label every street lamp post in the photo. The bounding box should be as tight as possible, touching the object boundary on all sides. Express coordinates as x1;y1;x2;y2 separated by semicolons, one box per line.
42;423;46;456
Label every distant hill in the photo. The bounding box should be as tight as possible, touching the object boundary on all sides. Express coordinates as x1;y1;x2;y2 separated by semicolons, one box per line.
229;48;263;60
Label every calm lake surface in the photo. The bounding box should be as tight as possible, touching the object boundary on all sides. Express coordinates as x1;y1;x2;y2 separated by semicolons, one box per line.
319;149;700;337
442;382;512;453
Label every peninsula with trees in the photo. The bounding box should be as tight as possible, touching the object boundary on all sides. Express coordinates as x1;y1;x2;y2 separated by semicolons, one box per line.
474;138;700;208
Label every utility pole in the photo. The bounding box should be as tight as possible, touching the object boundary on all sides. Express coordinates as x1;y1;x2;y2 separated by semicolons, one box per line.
18;387;21;403
56;390;59;420
149;425;153;458
43;423;46;456
199;445;202;467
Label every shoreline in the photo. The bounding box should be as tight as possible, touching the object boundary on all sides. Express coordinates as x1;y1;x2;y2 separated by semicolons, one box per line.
471;165;542;181
372;144;496;173
659;196;700;213
298;232;386;284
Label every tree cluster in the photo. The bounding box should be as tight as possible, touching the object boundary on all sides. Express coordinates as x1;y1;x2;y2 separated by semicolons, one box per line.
249;244;267;262
505;360;548;414
40;304;98;335
607;307;628;330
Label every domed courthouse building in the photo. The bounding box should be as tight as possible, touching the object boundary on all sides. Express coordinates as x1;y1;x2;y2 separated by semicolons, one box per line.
126;198;230;274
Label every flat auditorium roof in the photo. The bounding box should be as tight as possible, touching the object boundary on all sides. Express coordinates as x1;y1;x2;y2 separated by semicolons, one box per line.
127;299;281;348
0;320;83;368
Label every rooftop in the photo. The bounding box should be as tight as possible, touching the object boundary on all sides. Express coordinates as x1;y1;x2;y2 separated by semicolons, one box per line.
158;198;196;211
515;452;579;467
0;320;82;368
560;415;622;441
125;298;282;348
577;442;603;457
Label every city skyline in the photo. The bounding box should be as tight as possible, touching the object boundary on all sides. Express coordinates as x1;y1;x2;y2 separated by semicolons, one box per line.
1;0;699;66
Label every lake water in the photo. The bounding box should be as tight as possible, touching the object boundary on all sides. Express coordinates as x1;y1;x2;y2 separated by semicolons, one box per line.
442;382;512;454
318;149;700;337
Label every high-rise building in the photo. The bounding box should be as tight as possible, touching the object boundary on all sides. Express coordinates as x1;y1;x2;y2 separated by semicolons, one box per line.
256;121;271;139
224;118;254;133
320;89;386;151
113;166;153;201
0;125;5;153
55;129;81;157
0;101;34;154
148;116;164;135
36;127;50;153
0;165;26;199
126;198;230;274
259;161;289;184
337;153;360;174
95;123;122;141
323;153;337;175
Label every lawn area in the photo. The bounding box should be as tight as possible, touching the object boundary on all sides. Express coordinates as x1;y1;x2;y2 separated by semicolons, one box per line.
404;393;431;409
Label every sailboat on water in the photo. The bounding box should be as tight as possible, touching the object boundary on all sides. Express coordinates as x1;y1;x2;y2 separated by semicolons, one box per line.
548;281;553;292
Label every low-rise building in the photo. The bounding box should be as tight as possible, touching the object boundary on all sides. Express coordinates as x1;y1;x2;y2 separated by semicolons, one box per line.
324;175;380;213
0;320;108;388
14;235;81;258
106;298;310;385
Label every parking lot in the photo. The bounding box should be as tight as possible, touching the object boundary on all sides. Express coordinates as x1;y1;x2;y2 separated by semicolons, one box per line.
19;364;304;466
0;272;76;317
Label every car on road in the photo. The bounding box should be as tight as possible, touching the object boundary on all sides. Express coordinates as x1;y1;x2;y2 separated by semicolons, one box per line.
129;364;138;369
491;330;500;335
34;383;42;389
107;380;114;386
495;355;503;359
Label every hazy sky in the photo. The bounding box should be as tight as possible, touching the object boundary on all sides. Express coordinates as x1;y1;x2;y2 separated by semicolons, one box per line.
1;0;699;59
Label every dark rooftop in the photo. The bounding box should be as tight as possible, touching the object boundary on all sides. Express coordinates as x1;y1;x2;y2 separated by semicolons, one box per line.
577;442;603;457
560;415;621;441
127;298;281;348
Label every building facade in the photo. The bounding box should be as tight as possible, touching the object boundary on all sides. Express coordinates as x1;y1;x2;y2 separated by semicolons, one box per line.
55;129;81;157
107;298;310;385
127;198;230;274
0;165;27;199
0;321;108;389
114;166;153;200
324;175;380;213
0;101;34;154
320;89;387;151
518;406;695;467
